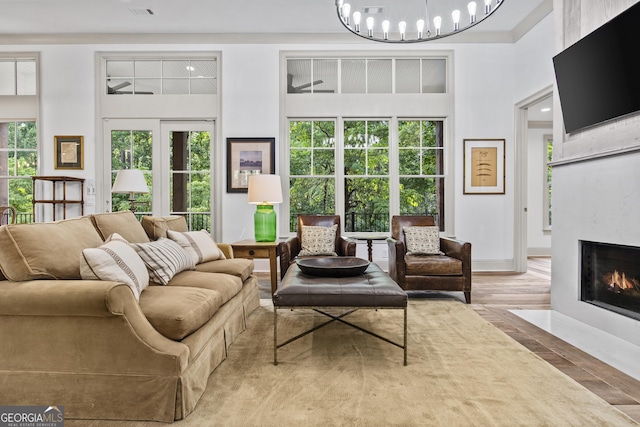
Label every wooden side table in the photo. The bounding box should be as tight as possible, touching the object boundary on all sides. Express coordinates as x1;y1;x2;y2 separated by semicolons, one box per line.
354;235;389;262
231;239;280;295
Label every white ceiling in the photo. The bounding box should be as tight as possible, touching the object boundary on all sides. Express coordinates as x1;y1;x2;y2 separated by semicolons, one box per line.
0;0;550;40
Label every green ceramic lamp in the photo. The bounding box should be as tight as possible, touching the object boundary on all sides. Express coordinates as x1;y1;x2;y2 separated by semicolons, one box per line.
247;174;283;242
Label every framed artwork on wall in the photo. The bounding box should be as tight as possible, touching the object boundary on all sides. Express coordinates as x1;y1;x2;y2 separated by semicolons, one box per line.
226;137;275;193
463;138;505;194
54;135;84;170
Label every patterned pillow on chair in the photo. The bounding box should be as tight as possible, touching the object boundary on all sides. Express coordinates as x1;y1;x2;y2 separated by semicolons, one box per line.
299;224;338;256
403;226;443;255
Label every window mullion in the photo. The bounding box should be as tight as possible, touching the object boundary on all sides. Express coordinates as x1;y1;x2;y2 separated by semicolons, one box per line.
335;117;345;230
389;116;400;217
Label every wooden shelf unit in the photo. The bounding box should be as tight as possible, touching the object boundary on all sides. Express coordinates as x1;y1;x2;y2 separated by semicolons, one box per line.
32;176;85;222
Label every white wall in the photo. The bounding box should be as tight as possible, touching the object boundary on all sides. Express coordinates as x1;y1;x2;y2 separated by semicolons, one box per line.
0;14;556;270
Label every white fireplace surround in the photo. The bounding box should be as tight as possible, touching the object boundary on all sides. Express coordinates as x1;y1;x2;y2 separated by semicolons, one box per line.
549;0;640;349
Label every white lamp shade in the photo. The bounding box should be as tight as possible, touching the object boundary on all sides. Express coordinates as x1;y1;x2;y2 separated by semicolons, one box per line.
247;174;283;204
112;169;150;194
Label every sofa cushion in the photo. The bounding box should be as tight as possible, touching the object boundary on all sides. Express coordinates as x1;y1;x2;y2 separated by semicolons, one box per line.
139;285;224;340
130;238;195;285
405;254;462;276
298;224;338;256
80;233;149;300
91;211;150;243
167;230;226;265
168;270;243;304
403;226;443;255
194;258;254;282
0;216;104;281
141;215;188;240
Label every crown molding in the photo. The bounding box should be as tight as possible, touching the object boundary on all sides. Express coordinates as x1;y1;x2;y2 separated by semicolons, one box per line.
0;30;521;46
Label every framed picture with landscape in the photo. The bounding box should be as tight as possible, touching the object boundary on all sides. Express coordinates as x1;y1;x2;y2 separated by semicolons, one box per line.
463;138;505;195
54;135;84;170
227;137;275;193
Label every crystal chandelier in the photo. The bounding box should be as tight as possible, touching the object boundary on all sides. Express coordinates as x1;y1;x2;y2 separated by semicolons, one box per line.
336;0;505;43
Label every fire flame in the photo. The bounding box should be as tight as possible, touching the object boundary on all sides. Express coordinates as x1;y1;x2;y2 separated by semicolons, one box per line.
608;270;636;292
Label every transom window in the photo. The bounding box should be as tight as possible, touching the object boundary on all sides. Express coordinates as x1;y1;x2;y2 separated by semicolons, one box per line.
106;59;217;95
0;59;36;95
287;57;446;94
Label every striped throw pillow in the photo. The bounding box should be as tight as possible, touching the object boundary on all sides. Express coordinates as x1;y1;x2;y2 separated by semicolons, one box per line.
130;238;195;285
80;233;149;300
167;230;226;265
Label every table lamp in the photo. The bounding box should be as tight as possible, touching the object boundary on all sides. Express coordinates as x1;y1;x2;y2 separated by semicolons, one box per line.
247;174;283;242
111;169;150;212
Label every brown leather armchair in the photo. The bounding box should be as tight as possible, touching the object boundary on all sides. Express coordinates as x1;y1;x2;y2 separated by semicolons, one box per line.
387;215;472;303
279;215;357;279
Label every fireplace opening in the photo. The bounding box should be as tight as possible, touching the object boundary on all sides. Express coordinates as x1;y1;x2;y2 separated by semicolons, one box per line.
581;240;640;321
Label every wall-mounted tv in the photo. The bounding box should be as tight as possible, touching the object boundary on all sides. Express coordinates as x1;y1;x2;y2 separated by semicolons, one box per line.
553;2;640;134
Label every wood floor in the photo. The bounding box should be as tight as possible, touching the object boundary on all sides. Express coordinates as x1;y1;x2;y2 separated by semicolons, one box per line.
257;258;640;423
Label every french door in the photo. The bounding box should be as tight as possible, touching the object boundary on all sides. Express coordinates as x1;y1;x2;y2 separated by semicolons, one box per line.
102;119;215;231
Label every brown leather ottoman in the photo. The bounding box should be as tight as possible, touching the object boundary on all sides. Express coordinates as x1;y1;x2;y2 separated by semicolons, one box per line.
273;262;408;365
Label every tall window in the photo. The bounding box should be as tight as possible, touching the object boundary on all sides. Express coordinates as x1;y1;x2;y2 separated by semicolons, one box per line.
284;52;453;234
0;56;38;223
288;118;444;233
110;130;153;212
398;120;444;228
170;130;211;231
289;120;336;230
0;121;37;223
344;120;390;232
544;134;553;230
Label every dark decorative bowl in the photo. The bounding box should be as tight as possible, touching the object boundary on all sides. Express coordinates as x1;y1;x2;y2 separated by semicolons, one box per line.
296;257;370;277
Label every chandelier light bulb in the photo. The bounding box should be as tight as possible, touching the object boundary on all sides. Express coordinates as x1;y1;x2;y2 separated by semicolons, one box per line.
399;21;407;41
416;19;425;39
342;3;351;25
366;16;374;37
353;11;361;32
433;16;442;36
468;2;477;23
485;0;492;14
452;9;460;30
382;19;390;40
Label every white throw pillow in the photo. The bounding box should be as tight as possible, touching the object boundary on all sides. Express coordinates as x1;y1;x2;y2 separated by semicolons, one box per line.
166;229;226;265
80;233;149;300
403;226;443;255
298;224;338;256
130;238;195;285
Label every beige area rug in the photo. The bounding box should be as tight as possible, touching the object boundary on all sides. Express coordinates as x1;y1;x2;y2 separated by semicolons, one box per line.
70;299;638;427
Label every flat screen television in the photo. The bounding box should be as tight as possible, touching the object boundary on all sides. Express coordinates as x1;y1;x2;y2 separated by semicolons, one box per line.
553;2;640;134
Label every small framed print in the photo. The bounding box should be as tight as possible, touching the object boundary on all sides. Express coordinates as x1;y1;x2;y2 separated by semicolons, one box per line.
54;135;84;170
463;138;505;194
227;137;275;193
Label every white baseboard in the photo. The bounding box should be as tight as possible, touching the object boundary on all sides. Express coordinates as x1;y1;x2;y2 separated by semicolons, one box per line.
527;247;552;257
472;259;515;272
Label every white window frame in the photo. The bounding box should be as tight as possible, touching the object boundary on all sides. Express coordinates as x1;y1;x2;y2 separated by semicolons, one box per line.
280;50;455;237
96;51;223;239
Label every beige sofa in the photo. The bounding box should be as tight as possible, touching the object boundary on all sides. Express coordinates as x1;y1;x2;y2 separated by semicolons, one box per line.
0;211;259;422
